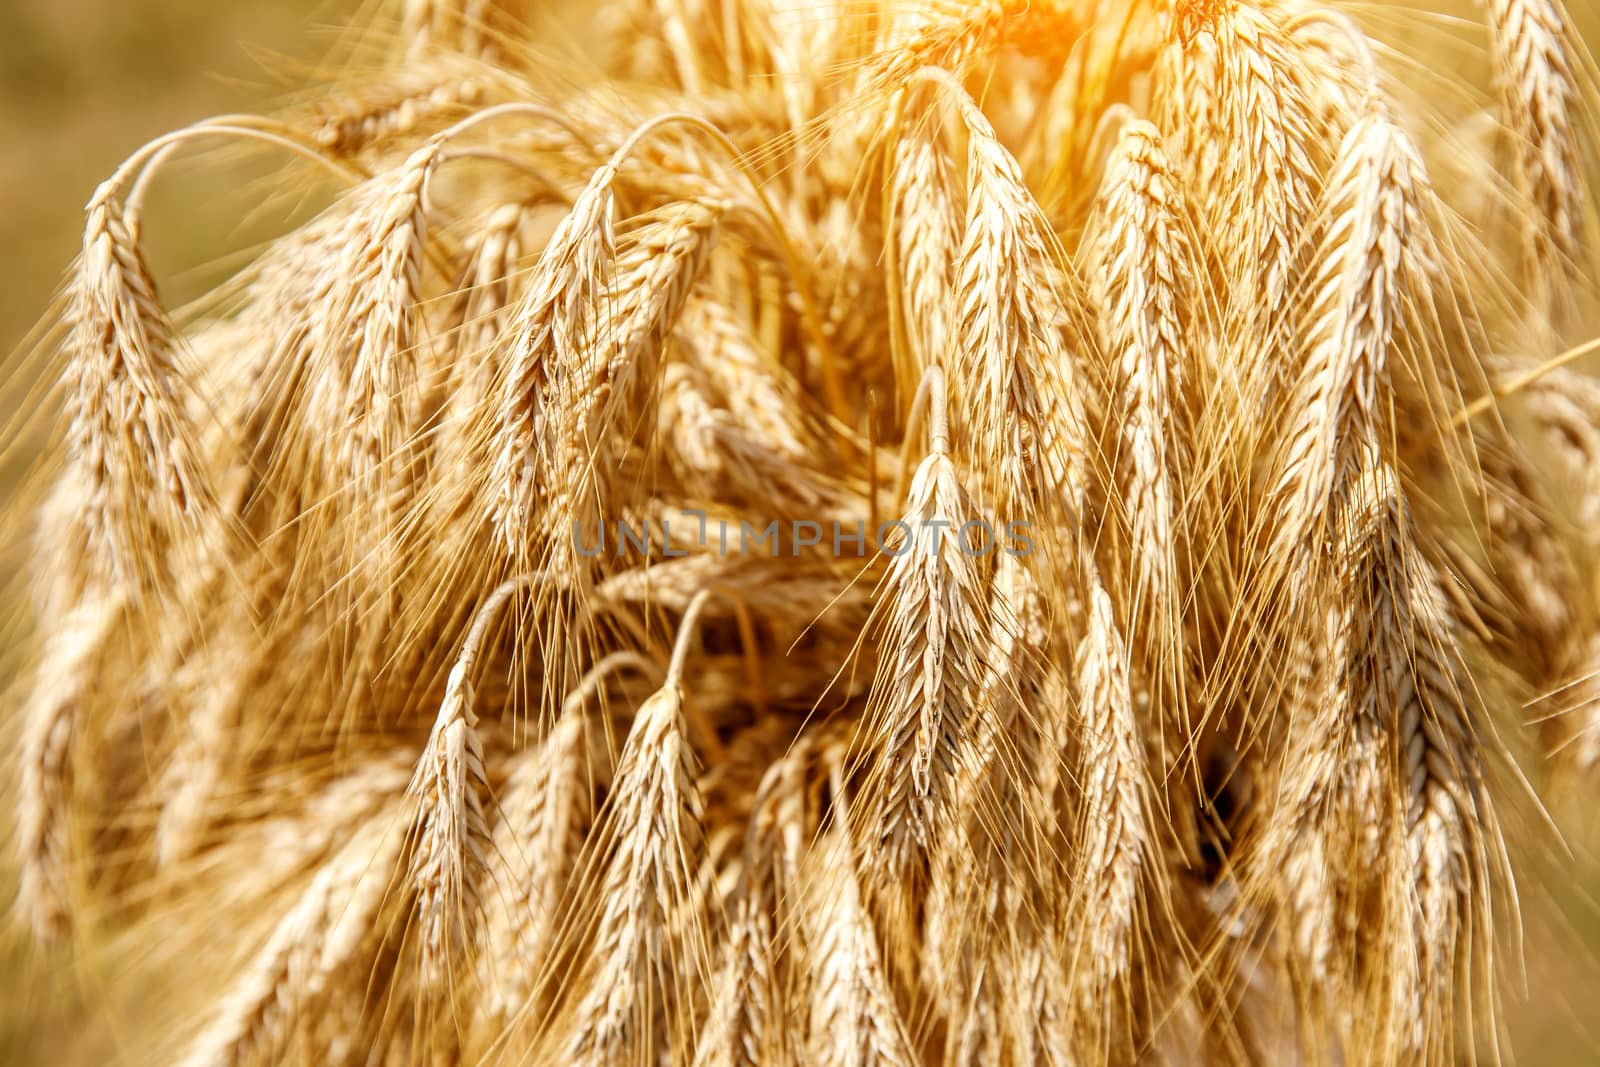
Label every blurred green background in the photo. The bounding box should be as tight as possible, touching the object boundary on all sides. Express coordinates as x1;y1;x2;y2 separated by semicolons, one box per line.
2;1;1600;1064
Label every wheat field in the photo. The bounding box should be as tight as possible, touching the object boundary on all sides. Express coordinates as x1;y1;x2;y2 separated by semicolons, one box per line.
5;0;1600;1063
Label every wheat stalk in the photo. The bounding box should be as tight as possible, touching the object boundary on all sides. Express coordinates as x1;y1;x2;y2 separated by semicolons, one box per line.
66;186;213;591
1087;117;1198;745
16;592;126;942
1267;110;1423;564
802;770;918;1067
493;162;618;553
404;576;531;984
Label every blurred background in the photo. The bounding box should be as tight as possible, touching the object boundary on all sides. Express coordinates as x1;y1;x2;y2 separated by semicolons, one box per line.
3;0;1600;1063
0;0;356;359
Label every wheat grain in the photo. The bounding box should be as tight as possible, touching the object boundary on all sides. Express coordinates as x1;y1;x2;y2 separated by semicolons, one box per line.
67;186;213;590
1275;445;1500;1061
861;369;988;881
1520;364;1600;543
312;67;493;157
1484;0;1589;313
329;139;440;507
802;797;918;1067
177;808;408;1067
1267;111;1422;561
1547;632;1600;779
406;577;530;984
676;297;811;463
921;72;1093;528
1087;118;1197;712
555;596;719;1064
693;735;814;1067
1208;1;1322;340
1070;581;1148;1006
17;592;125;941
889;100;961;391
494;162;618;554
153;644;254;867
402;0;531;60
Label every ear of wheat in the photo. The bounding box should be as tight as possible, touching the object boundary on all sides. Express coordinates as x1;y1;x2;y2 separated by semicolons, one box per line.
7;0;1600;1063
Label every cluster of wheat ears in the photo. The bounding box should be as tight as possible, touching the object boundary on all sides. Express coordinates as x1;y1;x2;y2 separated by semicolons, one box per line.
7;0;1600;1062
